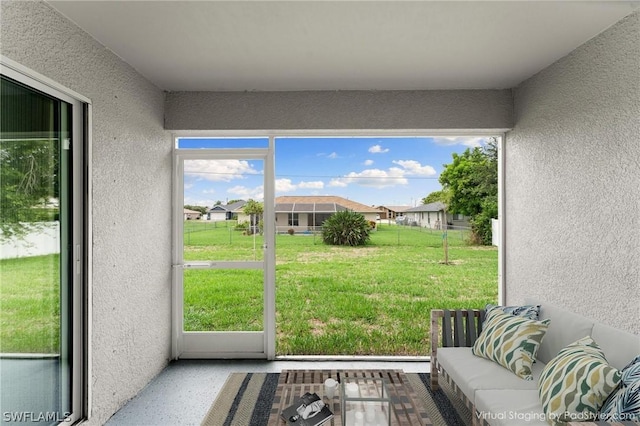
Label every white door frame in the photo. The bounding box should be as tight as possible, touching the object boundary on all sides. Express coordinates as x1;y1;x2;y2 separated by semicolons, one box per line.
172;138;276;359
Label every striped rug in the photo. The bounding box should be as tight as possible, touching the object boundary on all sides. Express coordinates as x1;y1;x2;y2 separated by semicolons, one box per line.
201;372;471;426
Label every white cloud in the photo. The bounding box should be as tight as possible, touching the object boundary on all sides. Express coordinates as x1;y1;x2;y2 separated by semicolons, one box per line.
298;181;324;189
328;152;339;159
328;179;348;188
330;168;408;189
276;179;297;193
392;160;437;176
183;197;212;207
368;144;389;154
363;159;374;166
228;185;263;200
276;178;325;193
184;159;259;182
328;160;435;189
202;189;216;194
431;137;487;148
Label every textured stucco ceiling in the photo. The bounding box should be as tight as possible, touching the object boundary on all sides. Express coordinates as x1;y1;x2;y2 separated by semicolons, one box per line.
48;1;639;91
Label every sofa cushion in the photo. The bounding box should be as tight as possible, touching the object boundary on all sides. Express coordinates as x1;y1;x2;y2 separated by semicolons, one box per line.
524;299;595;365
486;303;540;321
472;309;550;380
438;347;545;405
591;322;640;370
475;390;547;426
538;336;621;425
599;355;640;422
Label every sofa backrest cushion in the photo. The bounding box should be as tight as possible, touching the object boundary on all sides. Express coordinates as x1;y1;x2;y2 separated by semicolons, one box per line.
525;298;640;368
591;322;640;370
524;299;594;364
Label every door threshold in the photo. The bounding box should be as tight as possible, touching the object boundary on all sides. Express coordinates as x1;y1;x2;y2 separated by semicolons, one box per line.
275;355;430;362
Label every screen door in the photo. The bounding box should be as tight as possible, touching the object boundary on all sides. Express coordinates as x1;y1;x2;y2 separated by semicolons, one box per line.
172;139;275;359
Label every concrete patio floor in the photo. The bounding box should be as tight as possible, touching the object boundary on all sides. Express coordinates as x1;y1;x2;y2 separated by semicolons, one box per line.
105;358;430;425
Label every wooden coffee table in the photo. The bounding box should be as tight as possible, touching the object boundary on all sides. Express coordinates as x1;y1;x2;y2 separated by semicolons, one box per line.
267;370;432;425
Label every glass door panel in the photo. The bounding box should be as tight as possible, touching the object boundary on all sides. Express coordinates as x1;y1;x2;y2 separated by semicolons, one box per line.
0;75;74;424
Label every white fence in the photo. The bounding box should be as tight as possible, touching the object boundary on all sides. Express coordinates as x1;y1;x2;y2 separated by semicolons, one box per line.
491;218;499;247
0;222;60;259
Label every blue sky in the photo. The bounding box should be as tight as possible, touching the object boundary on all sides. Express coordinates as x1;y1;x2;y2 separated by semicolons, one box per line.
180;136;488;208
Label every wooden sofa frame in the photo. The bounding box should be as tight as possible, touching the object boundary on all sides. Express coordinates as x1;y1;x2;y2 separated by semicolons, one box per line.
430;308;485;392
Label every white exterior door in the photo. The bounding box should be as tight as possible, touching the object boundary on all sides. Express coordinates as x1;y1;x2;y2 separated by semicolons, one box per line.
172;141;275;359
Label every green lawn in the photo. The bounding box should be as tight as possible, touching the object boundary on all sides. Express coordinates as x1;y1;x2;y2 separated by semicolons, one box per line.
0;255;60;353
183;222;497;355
0;222;497;355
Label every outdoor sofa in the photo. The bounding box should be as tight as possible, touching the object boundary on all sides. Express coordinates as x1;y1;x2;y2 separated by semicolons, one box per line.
430;299;640;426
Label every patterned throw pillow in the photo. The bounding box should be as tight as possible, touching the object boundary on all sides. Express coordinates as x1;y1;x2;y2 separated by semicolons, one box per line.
485;303;540;321
471;308;550;380
599;355;640;422
538;336;621;425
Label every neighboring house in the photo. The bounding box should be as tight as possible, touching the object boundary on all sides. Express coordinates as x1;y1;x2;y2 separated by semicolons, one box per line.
376;205;411;220
207;200;246;221
404;202;470;229
273;195;381;232
183;208;201;220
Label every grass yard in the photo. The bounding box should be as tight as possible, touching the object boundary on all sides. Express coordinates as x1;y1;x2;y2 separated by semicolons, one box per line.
183;222;498;356
0;222;498;355
0;254;60;353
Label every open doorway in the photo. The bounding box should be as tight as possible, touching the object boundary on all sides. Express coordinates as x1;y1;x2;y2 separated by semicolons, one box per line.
172;134;501;358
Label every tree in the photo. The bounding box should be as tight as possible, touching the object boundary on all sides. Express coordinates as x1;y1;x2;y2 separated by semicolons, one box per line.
1;139;58;240
242;199;263;234
421;189;451;205
438;138;498;244
321;210;370;246
184;205;208;215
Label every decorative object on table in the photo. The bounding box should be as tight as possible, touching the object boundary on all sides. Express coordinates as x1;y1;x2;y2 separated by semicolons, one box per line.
280;392;333;426
341;377;391;426
324;378;339;400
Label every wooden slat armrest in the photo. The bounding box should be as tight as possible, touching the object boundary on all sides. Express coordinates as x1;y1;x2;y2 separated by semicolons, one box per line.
430;308;486;391
430;309;444;391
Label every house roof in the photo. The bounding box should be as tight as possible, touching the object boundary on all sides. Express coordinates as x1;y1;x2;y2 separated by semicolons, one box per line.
210;200;246;212
225;200;247;211
377;205;412;213
183;208;201;214
275;196;379;214
405;202;447;213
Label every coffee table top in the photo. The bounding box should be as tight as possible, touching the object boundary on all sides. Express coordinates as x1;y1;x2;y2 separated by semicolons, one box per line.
268;369;432;426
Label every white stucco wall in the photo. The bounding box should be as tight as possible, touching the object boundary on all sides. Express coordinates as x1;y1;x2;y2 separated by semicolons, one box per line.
1;2;171;424
505;11;639;334
165;89;513;130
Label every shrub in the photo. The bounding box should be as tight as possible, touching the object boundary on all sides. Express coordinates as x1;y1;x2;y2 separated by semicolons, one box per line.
321;210;371;246
470;199;497;245
235;221;249;231
368;220;377;230
287;228;295;235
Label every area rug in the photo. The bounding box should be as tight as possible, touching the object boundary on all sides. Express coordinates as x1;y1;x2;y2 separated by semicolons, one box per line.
201;372;471;426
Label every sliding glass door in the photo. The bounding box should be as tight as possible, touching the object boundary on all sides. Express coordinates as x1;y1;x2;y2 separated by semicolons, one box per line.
1;64;86;424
